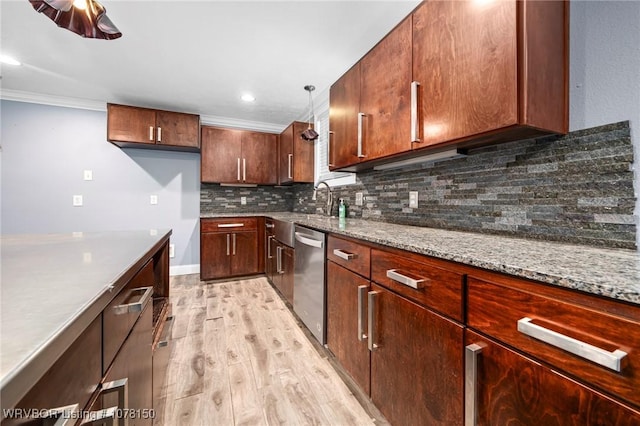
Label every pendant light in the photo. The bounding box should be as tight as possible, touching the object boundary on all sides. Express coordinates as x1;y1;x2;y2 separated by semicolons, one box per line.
29;0;122;40
301;85;319;141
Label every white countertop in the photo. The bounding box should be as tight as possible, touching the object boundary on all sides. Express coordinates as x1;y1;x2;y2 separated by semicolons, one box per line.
0;229;171;409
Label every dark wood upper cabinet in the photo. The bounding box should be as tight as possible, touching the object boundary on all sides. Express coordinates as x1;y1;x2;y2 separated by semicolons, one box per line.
107;103;200;152
329;0;568;171
278;121;314;184
201;125;277;185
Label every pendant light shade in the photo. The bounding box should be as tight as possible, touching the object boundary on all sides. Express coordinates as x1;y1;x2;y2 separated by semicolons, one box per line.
29;0;122;40
301;85;319;141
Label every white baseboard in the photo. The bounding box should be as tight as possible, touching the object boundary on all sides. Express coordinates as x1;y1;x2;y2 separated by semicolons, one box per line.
170;264;200;276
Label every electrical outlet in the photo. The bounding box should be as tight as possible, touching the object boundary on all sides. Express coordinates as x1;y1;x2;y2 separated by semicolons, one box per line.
355;192;364;206
83;170;93;181
241;196;247;205
409;191;419;208
150;195;158;205
169;244;175;258
73;195;83;206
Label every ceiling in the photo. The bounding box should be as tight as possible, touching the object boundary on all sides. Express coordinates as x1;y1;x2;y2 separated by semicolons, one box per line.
0;0;421;131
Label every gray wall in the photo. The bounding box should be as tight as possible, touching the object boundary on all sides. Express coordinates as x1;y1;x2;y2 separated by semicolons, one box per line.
0;101;201;270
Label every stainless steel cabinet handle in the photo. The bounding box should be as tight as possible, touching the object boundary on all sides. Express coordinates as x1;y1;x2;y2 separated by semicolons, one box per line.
357;112;366;158
226;234;230;256
294;232;324;248
217;223;245;228
81;407;118;426
24;403;80;426
82;378;129;425
243;158;247;182
328;130;335;167
237;158;241;181
465;343;484;426
113;286;153;315
276;246;283;274
266;223;274;229
386;269;425;289
288;153;293;179
517;317;628;372
157;126;162;142
333;249;357;261
267;235;274;259
367;291;380;351
357;285;368;342
411;81;421;143
157;315;174;348
149;126;154;141
232;233;237;255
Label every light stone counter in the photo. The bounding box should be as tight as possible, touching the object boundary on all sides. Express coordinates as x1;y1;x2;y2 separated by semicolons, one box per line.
202;212;640;305
0;229;171;411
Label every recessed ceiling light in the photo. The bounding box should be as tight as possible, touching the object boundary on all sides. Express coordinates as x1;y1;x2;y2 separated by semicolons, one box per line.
0;55;21;66
241;93;256;103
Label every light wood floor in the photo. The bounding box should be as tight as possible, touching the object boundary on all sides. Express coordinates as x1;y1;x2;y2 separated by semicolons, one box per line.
156;274;381;426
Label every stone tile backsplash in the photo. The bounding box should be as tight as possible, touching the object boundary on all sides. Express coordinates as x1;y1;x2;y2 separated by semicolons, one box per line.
202;121;636;249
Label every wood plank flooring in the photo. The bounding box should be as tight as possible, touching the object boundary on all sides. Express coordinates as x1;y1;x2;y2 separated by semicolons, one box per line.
158;274;381;425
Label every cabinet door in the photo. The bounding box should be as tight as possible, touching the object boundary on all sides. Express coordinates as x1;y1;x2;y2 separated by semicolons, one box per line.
107;104;156;144
279;123;294;184
156;111;199;148
360;16;413;160
201;126;243;183
369;283;463;425
292;121;314;183
465;330;640;425
326;261;371;395
230;231;259;276
242;131;278;184
412;0;517;146
200;232;230;280
280;245;294;304
329;63;361;169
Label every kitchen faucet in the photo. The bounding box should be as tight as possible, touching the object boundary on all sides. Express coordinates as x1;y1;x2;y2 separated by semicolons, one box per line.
314;181;333;216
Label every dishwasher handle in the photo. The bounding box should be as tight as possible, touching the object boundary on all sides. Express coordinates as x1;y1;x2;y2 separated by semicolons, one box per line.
294;232;324;248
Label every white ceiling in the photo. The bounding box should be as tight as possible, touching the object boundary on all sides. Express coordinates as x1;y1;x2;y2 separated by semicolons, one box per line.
0;0;421;131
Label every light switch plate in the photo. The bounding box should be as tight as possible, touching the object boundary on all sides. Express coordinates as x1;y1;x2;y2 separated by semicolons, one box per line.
73;195;83;206
355;192;364;206
150;195;158;205
409;191;419;208
83;170;93;181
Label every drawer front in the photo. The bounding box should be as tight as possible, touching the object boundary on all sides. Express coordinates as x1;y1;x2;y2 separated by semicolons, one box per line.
5;316;102;425
201;217;258;232
327;235;371;278
371;248;463;322
467;276;640;409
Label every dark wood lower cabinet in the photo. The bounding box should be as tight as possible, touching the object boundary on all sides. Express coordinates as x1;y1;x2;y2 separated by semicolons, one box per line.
201;231;258;280
326;261;371;395
465;329;640;425
230;231;259;277
370;283;464;426
269;241;294;304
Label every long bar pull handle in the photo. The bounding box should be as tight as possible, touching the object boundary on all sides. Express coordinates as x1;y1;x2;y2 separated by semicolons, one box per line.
237;158;241;181
276;246;283;274
226;234;230;256
333;249;357;261
517;317;628;372
25;403;80;426
113;286;153;315
157;315;175;348
357;112;366;158
265;223;274;229
82;377;129;426
288;154;293;179
357;285;368;342
243;158;247;182
217;223;245;228
149;126;154;141
328;131;335;167
367;291;380;351
411;81;421;143
465;343;484;426
232;233;236;255
267;235;274;259
157;126;162;142
386;269;426;289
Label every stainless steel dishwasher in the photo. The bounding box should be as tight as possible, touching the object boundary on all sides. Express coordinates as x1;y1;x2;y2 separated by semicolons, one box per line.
293;225;326;344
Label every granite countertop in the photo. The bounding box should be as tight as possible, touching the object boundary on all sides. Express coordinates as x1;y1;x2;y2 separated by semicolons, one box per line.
201;212;640;306
0;229;172;410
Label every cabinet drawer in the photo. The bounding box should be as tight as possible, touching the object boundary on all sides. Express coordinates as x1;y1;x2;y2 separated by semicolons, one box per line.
327;235;371;278
371;248;463;322
467;276;640;409
201;217;258;232
103;280;154;374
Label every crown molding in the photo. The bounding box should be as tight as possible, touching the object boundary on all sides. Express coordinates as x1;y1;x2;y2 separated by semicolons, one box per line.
1;89;286;133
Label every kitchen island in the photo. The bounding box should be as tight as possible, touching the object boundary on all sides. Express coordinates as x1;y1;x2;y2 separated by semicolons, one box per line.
0;229;171;420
